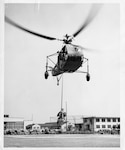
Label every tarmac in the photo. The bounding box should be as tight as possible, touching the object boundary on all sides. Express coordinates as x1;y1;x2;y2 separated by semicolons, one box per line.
4;134;120;147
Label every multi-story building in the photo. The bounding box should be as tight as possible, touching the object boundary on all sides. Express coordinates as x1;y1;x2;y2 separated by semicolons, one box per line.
4;116;24;130
82;117;120;133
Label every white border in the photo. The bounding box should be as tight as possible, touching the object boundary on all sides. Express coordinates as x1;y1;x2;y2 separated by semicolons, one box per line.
0;0;4;149
1;0;124;150
4;0;121;3
120;1;125;150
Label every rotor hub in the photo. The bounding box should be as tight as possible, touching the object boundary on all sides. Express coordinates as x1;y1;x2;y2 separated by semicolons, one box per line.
63;34;74;44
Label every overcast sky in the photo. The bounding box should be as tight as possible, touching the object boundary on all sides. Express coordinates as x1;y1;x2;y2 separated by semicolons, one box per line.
4;3;120;123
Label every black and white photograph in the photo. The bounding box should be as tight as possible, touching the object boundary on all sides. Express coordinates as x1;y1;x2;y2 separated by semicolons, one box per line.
0;1;123;148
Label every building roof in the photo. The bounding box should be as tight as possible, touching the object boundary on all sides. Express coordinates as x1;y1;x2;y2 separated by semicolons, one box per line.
39;122;59;128
4;117;24;122
82;116;120;119
50;115;120;124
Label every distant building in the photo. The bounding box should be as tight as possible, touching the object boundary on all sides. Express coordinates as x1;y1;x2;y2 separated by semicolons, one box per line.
24;120;33;130
4;116;24;130
26;122;63;131
4;115;120;134
4;115;33;130
50;115;120;133
40;122;59;129
32;124;41;131
82;117;120;133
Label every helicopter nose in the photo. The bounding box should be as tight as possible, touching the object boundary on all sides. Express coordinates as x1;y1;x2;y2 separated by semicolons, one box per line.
74;47;83;55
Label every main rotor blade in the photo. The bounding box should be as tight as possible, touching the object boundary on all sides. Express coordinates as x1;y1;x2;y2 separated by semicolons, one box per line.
73;4;101;37
70;43;98;52
5;16;57;40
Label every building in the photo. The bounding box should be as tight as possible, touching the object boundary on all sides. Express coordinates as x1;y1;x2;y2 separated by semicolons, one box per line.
83;116;120;133
32;124;41;131
50;115;120;133
4;116;24;130
4;115;33;130
24;120;33;130
4;115;120;134
40;122;59;129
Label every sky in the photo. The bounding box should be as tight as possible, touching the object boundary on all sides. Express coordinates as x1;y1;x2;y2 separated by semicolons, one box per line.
4;3;120;123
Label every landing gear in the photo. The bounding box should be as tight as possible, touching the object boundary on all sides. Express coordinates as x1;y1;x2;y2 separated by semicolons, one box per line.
44;53;58;81
44;71;49;79
76;57;90;82
86;73;90;81
86;58;90;81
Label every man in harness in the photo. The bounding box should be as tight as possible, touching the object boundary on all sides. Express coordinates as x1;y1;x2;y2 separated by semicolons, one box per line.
57;108;66;127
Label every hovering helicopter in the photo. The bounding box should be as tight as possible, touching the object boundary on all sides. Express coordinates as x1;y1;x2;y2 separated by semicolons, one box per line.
5;5;100;85
44;35;90;85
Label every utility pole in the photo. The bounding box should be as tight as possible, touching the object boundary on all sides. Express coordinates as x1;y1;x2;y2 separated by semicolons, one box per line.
66;101;67;132
61;75;63;110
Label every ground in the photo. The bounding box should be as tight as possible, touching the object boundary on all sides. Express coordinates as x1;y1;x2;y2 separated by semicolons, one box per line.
4;134;120;147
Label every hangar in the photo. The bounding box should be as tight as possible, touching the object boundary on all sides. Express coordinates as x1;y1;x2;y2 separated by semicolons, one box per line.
4;115;24;130
4;115;33;130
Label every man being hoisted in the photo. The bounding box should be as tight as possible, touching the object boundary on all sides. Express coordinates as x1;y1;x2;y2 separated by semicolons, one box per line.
57;108;66;127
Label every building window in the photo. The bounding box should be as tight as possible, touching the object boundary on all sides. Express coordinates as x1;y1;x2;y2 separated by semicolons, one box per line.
113;118;116;122
96;118;100;122
6;122;24;129
90;119;93;124
102;118;105;122
118;118;120;122
107;125;111;128
96;125;100;128
107;118;111;122
84;118;88;123
102;125;105;128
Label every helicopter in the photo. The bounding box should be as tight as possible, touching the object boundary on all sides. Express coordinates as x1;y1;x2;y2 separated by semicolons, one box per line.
44;35;90;85
5;5;100;85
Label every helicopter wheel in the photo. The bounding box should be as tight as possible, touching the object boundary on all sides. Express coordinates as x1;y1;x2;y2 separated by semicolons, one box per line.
44;71;49;79
86;73;90;81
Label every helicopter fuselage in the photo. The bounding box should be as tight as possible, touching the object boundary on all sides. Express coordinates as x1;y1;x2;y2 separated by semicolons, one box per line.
45;43;90;85
52;44;84;76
